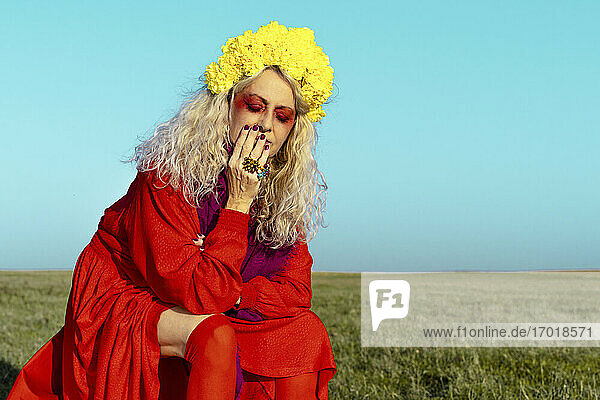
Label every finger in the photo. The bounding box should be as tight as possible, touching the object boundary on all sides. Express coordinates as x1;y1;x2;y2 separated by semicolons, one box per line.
250;132;268;160
230;125;248;163
255;143;270;182
240;124;261;160
232;125;251;161
257;142;270;170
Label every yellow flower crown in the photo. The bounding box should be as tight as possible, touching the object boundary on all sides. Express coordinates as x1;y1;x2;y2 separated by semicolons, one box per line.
205;21;334;122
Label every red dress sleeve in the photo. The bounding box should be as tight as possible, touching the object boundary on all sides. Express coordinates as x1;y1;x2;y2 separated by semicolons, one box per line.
125;170;249;315
235;242;313;319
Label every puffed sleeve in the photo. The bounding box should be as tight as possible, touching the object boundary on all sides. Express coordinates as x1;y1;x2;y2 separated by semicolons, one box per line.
125;170;248;315
234;242;313;319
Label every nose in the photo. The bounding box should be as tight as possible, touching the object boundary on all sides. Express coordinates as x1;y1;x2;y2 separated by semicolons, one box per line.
258;112;273;133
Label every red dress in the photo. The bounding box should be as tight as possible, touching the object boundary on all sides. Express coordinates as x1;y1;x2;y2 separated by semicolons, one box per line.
8;170;337;400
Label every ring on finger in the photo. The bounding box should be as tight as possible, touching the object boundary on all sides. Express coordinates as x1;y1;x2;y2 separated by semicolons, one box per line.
242;156;260;173
257;163;270;180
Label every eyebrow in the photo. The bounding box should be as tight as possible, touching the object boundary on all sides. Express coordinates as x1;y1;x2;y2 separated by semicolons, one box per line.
246;92;295;112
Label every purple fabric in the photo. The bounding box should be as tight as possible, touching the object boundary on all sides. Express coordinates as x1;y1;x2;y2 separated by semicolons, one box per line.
235;348;243;397
195;152;296;398
195;169;295;286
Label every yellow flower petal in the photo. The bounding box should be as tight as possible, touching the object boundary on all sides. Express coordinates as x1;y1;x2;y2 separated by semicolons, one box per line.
205;21;333;122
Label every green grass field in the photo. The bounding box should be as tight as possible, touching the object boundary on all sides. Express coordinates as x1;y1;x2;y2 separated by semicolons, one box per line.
1;271;599;399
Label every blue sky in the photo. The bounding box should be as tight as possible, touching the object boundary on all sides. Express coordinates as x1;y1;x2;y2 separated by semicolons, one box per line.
1;1;598;271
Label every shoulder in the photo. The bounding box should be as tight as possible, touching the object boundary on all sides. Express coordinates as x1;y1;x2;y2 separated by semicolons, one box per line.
138;169;174;192
135;169;194;205
290;240;312;262
125;169;201;219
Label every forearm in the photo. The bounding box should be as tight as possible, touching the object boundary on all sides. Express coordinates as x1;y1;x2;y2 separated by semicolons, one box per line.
127;171;251;315
235;243;313;319
141;209;250;314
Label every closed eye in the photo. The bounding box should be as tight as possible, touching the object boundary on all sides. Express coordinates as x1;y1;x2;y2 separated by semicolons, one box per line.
246;103;264;112
276;109;294;123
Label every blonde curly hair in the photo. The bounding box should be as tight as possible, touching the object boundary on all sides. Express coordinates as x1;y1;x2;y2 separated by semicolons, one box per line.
133;66;327;248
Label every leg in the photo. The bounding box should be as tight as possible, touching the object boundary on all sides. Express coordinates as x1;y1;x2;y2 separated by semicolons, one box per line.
157;306;215;358
157;306;237;400
275;372;318;400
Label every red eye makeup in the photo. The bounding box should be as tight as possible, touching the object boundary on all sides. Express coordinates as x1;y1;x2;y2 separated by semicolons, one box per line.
233;94;264;113
246;102;264;112
234;93;295;124
275;109;295;124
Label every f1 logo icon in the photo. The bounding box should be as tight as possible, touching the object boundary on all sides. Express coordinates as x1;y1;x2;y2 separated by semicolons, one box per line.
369;280;410;331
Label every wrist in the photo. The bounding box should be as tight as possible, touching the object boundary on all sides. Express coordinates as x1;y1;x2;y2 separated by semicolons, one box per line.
238;282;258;310
225;199;251;214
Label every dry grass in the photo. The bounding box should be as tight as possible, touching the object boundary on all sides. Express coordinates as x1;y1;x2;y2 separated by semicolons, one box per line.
1;271;599;399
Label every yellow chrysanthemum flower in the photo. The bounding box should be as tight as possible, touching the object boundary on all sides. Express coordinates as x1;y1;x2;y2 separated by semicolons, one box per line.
205;21;334;122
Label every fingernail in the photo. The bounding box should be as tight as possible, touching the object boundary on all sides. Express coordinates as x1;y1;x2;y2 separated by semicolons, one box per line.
244;125;249;130
252;125;259;131
260;134;265;140
265;144;270;150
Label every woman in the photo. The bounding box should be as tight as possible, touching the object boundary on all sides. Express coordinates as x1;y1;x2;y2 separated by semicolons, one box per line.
8;21;336;400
